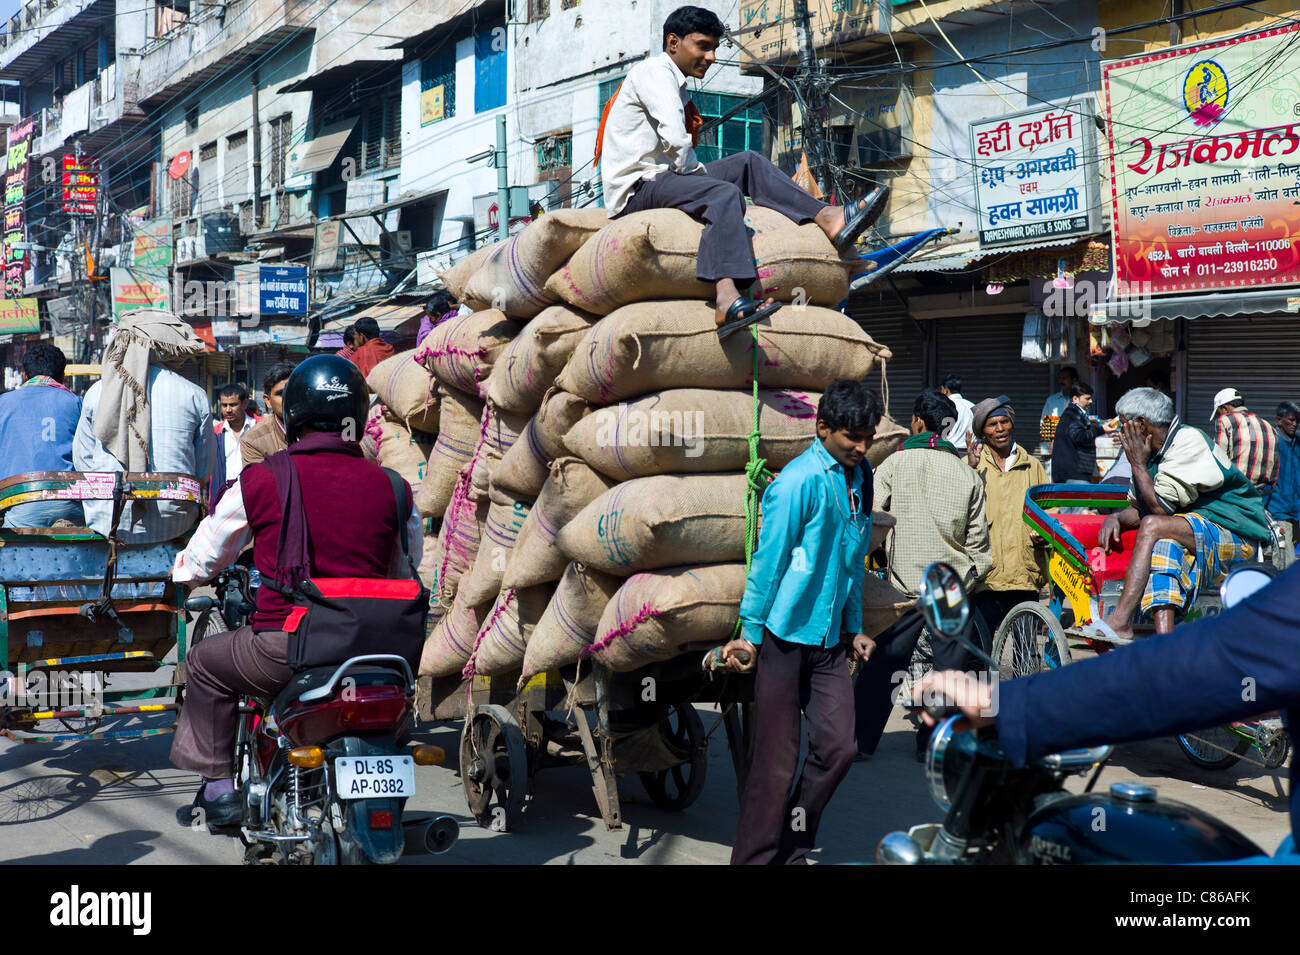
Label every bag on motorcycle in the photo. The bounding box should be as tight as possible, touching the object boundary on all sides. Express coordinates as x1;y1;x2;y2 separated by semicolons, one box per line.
267;455;429;672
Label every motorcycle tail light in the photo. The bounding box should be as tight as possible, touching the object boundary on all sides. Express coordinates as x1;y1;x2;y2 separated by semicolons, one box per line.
288;745;325;768
412;745;445;766
369;810;393;829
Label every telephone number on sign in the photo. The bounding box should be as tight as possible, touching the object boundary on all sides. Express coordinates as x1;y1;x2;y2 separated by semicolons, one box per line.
1198;259;1279;275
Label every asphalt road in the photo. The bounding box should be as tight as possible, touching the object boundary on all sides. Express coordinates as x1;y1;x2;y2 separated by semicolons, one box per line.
0;694;1289;865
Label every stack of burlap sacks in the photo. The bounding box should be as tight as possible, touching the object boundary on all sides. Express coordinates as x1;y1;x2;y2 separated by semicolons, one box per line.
410;204;910;687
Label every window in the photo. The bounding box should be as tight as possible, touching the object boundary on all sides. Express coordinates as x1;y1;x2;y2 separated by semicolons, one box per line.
528;0;549;20
420;47;455;124
474;25;507;113
268;113;292;188
536;132;571;171
561;0;579;8
185;102;198;133
198;141;216;162
225;130;248;202
170;165;194;218
692;91;764;164
594;76;625;209
357;96;402;172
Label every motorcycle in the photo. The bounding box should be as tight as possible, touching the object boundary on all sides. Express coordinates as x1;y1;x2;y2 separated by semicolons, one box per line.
876;561;1272;865
184;566;459;865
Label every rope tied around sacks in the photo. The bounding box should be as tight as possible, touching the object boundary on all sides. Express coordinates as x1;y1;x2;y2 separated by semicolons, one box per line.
730;322;775;641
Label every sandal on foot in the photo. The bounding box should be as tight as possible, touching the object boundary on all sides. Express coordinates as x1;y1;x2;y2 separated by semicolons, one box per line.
1066;618;1132;645
717;296;781;339
831;185;890;253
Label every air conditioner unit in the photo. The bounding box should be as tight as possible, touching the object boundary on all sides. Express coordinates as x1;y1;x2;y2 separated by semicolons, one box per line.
393;230;412;252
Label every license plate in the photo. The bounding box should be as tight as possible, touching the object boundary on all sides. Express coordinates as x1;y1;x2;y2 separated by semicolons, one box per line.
334;755;416;800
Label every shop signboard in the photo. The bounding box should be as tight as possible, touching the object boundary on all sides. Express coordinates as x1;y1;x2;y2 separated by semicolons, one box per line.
132;217;173;268
259;265;309;315
61;154;99;215
4;117;33;297
111;267;171;321
313;220;341;270
0;297;39;334
1103;23;1300;295
970;99;1098;248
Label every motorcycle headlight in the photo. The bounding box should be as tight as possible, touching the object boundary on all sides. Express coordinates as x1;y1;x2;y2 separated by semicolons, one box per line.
925;715;965;811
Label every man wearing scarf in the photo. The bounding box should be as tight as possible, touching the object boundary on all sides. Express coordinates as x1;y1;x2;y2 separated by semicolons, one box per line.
169;356;423;828
853;388;993;760
0;343;84;527
72;309;215;543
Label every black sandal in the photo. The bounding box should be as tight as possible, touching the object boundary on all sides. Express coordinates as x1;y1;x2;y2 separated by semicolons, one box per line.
831;185;890;253
717;296;781;339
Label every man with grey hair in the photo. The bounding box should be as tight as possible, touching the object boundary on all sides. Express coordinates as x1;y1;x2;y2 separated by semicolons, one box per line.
1077;387;1269;640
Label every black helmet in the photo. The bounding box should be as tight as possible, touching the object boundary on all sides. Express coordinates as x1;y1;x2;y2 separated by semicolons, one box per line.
283;355;369;443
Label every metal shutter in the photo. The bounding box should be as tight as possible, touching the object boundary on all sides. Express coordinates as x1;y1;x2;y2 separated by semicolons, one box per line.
857;315;926;423
935;315;1055;451
1185;315;1300;426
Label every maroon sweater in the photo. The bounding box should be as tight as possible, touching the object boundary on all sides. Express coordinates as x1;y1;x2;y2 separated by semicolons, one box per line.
241;447;411;631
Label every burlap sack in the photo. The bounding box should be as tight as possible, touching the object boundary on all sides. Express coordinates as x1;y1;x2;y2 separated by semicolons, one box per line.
438;244;501;309
468;583;557;677
564;387;820;481
416;386;484;518
376;416;436;489
462;210;610;319
588;563;749;672
868;413;909;468
435;493;487;605
417;531;442;591
361;403;384;461
418;589;487;677
463;402;531;503
861;570;913;638
456;497;531;608
544;207;849;314
485;305;600;413
490;414;550;503
556;301;889;404
366;350;440;433
521;562;623;678
534;388;592;461
502;457;615;589
556;474;748;575
415;309;521;398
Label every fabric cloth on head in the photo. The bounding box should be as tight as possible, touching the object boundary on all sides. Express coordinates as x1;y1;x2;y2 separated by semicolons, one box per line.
93;309;206;473
971;395;1015;437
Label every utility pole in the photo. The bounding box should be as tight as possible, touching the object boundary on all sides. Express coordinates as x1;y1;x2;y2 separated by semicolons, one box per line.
1170;0;1183;45
793;1;831;197
251;70;263;229
495;114;509;242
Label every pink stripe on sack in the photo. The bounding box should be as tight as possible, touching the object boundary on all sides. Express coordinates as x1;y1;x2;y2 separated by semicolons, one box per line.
582;600;661;657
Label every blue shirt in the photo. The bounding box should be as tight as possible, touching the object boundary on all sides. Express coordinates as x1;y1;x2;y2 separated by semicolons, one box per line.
1265;427;1300;523
739;439;873;648
0;380;82;479
998;560;1300;842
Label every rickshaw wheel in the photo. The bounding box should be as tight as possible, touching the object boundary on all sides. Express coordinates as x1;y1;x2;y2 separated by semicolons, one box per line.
992;602;1073;680
638;703;707;812
460;704;527;831
1177;728;1250;770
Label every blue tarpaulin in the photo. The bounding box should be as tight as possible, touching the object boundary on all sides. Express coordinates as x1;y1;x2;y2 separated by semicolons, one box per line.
847;227;956;294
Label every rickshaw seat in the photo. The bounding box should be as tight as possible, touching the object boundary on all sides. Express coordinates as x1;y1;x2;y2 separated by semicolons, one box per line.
1055;514;1139;584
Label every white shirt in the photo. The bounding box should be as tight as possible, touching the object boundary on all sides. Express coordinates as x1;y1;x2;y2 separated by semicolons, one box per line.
599;52;707;215
218;416;256;479
943;393;975;449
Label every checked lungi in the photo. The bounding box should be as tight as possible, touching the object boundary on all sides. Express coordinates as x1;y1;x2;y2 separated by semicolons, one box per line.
1141;513;1256;615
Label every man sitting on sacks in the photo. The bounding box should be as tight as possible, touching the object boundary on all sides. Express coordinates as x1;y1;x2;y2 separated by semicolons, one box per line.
169;355;423;829
1078;387;1271;642
716;379;880;865
596;5;888;338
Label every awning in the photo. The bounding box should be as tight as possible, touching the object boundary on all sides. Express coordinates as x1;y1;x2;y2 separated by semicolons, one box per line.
893;235;1096;273
278;61;400;95
320;186;447;222
321;302;424;333
1088;288;1300;325
293;119;358;177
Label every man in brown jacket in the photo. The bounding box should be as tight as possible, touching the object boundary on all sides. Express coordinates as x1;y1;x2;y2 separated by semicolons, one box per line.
966;395;1049;635
240;362;295;468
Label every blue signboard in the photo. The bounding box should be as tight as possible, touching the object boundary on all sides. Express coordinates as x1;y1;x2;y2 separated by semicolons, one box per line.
259;265;308;314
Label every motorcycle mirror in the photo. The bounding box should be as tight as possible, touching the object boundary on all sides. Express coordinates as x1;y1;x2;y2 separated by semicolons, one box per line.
1219;563;1279;609
918;561;970;639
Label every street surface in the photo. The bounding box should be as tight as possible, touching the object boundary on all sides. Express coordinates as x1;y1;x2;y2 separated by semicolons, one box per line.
0;690;1288;864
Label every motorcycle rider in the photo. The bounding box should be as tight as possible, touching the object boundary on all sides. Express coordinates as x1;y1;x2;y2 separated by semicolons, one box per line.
914;561;1300;862
169;355;423;829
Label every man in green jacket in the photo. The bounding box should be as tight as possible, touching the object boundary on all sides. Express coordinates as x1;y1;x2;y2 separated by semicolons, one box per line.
1082;387;1271;641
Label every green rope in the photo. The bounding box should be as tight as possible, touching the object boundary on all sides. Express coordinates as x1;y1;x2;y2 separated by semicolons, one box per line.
732;322;775;639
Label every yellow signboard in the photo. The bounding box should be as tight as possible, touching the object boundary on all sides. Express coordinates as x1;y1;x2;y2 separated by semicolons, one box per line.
1049;551;1094;625
0;297;39;334
421;85;445;126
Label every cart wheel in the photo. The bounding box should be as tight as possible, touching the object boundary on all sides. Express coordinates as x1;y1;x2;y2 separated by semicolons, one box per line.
638;703;707;812
992;602;1072;680
460;704;527;831
1256;720;1291;770
1177;727;1251;770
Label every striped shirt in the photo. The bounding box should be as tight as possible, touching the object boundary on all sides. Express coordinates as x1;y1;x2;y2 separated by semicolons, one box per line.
73;365;216;543
1215;407;1279;489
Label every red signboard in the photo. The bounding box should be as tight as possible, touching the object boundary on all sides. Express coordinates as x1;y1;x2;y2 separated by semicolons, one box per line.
61;154;99;215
